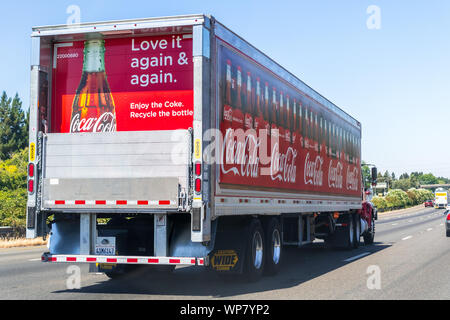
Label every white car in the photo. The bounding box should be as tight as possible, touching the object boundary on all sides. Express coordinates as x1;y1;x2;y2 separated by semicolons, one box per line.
446;204;450;210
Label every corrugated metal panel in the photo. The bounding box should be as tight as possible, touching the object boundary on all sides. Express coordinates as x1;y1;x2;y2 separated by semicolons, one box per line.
42;130;191;209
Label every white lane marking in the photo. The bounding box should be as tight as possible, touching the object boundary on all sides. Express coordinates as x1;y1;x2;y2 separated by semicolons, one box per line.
427;228;433;231
440;223;444;226
344;252;371;262
28;258;41;261
402;236;413;241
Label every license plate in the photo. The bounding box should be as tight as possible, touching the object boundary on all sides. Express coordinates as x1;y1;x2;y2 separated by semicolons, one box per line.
95;237;116;256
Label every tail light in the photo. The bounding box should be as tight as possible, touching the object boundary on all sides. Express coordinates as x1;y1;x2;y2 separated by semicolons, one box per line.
195;162;202;176
447;214;450;221
195;178;201;193
28;163;34;177
28;179;34;193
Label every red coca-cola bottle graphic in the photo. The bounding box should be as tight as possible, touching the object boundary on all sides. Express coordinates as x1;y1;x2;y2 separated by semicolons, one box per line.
254;77;267;133
244;71;254;130
232;66;244;129
278;91;286;150
270;87;279;140
314;113;319;152
303;106;309;148
298;102;304;148
285;94;292;145
319;116;326;155
222;59;233;130
291;98;298;145
263;82;271;134
70;39;116;133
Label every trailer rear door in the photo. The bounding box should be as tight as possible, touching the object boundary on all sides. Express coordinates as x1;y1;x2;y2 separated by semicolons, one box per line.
41;31;195;211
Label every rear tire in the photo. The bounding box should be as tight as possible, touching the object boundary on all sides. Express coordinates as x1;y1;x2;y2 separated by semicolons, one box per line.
446;230;450;237
353;214;361;249
363;216;375;245
263;218;282;276
243;219;265;282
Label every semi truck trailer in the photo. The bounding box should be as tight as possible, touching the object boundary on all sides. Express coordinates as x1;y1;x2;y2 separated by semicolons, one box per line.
27;14;377;281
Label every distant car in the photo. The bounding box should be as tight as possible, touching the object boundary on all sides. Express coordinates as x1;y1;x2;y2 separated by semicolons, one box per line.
446;203;450;210
424;200;433;207
446;213;450;237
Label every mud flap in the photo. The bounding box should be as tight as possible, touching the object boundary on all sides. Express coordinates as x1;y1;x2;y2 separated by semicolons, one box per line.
208;217;249;274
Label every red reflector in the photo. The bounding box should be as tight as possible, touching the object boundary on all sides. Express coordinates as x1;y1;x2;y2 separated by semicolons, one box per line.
66;257;77;262
86;258;97;262
95;200;106;205
138;200;148;205
116;200;127;205
159;200;170;205
148;258;159;263
191;259;196;264
169;259;180;264
107;258;117;263
28;163;34;177
75;200;85;205
195;179;201;193
127;258;138;263
55;200;65;205
195;162;202;176
49;257;56;262
28;179;34;193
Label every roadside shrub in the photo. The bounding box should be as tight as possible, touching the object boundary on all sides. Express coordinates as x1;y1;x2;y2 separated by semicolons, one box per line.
0;188;27;235
385;189;411;209
0;148;27;191
372;196;387;211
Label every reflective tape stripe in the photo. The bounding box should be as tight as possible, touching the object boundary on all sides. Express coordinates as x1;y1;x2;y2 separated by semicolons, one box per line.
45;200;176;206
42;254;203;266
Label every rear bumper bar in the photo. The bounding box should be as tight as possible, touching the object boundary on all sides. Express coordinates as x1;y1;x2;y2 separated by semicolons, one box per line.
41;252;206;266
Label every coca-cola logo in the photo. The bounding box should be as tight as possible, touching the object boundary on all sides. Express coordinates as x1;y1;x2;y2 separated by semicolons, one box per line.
328;160;343;189
70;112;116;133
346;166;359;191
270;143;297;183
221;128;259;178
304;152;323;186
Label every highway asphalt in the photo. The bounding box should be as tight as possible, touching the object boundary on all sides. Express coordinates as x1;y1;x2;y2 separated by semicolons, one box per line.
0;206;448;300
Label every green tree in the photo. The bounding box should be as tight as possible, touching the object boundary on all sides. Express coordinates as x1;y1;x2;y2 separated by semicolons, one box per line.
0;92;27;160
392;178;412;191
361;161;371;188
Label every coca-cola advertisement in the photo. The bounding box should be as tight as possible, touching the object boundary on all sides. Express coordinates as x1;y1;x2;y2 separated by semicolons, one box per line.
217;42;361;196
51;34;193;133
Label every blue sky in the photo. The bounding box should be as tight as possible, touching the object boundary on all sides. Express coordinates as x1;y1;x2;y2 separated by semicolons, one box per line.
1;0;450;177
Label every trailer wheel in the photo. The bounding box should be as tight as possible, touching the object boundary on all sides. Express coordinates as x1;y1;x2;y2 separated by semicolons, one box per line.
353;214;361;249
264;218;282;276
243;219;265;282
